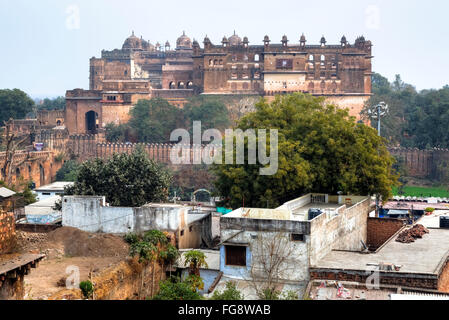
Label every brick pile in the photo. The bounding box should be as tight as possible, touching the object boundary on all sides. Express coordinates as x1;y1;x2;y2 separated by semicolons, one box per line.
0;211;16;253
396;224;429;243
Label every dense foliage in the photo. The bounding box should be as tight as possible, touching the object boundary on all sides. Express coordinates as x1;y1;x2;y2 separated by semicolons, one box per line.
212;93;398;208
105;97;230;143
0;89;35;123
55;160;80;182
363;73;449;149
211;281;244;300
66;148;172;207
37;96;65;110
152;277;202;300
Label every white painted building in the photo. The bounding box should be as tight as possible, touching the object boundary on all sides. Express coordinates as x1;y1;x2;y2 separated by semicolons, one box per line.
34;182;74;201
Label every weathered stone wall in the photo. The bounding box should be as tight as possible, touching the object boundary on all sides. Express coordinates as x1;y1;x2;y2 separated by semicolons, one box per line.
0;211;15;254
0;150;62;188
388;147;449;179
367;218;405;251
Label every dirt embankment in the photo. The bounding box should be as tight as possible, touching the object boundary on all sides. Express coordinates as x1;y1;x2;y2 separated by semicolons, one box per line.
17;227;129;259
17;227;130;300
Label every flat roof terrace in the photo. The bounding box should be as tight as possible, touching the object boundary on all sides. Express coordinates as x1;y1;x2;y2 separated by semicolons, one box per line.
312;228;449;275
291;202;342;220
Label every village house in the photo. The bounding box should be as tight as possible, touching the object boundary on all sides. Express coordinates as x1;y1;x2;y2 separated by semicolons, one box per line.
61;195;219;249
210;193;371;298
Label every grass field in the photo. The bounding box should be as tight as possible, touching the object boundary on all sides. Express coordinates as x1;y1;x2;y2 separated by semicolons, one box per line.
392;185;449;198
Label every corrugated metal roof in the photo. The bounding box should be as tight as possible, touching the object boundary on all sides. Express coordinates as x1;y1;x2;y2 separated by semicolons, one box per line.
0;187;16;198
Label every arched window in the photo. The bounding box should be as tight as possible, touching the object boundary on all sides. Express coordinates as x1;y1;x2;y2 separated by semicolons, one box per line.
308;82;314;92
178;82;185;89
309;54;314;61
169;82;176;89
321;55;325;61
254;54;260;62
209;59;213;66
187;81;194;89
16;168;20;180
214;59;218;66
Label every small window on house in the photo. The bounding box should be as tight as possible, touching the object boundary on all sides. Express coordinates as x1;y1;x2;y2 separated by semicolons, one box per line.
291;234;304;242
225;245;246;267
180;230;184;236
254;54;260;62
42;193;51;196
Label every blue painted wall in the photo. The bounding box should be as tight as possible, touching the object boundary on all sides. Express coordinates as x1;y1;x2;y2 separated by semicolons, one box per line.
219;245;252;279
181;269;220;295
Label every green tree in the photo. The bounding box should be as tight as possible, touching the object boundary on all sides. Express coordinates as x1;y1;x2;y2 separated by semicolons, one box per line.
152;277;202;300
0;89;35;123
361;74;417;146
183;97;230;132
404;86;449;149
37;96;65;110
184;250;208;277
66;147;172;207
128;98;185;143
211;281;244;300
213;93;398;208
55;160;80;182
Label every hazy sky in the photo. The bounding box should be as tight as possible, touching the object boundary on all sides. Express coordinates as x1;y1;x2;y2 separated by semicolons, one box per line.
0;0;448;97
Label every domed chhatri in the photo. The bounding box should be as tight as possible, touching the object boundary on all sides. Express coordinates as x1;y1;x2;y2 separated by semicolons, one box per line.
176;31;192;49
122;31;142;50
228;31;242;46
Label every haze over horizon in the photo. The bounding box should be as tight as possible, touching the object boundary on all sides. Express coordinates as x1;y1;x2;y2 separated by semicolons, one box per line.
1;0;448;98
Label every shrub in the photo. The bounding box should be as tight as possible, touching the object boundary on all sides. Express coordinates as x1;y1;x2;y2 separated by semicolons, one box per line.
211;281;243;300
152;277;202;300
425;207;435;213
79;280;94;299
124;233;139;245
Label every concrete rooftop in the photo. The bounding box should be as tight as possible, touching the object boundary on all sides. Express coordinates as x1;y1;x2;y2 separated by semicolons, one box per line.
313;228;449;275
418;211;449;229
35;181;74;192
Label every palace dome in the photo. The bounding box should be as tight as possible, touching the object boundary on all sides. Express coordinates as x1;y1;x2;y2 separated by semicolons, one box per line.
176;31;192;49
228;31;242;46
122;31;142;50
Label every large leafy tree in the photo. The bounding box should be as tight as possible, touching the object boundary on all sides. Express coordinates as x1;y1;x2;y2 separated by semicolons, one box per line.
0;89;35;123
361;74;417;146
104;97;231;143
183;96;230;132
67;147;172;207
128;98;185;143
212;93;398;209
404;85;449;149
37;96;66;110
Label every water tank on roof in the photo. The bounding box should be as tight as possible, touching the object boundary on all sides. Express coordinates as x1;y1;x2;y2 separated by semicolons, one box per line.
440;216;449;229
